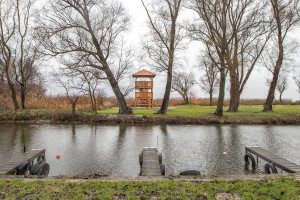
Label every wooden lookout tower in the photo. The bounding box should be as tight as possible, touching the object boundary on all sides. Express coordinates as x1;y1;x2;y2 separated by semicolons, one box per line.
132;69;156;108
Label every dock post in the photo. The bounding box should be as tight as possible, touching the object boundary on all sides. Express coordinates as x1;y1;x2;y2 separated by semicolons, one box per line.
23;128;27;153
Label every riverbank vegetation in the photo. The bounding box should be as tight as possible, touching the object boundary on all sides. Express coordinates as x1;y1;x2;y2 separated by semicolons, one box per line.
0;105;299;125
0;177;299;199
1;93;299;112
119;105;300;118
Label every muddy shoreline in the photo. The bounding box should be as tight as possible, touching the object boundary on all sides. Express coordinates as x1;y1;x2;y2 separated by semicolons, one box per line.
0;173;299;182
0;112;300;125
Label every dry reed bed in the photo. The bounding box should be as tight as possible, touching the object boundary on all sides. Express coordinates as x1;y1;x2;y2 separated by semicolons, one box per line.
0;92;299;111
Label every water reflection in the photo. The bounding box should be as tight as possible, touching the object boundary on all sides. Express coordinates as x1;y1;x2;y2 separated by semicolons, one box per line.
0;123;300;177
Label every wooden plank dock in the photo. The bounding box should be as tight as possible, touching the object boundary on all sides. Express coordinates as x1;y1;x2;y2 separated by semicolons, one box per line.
141;147;161;176
246;147;300;173
0;149;45;175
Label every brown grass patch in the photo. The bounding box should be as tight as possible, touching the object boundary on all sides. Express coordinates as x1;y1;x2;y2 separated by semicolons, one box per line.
0;91;297;110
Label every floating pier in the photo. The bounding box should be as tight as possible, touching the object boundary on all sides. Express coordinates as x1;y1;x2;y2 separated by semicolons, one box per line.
139;147;164;176
0;149;46;175
245;146;300;174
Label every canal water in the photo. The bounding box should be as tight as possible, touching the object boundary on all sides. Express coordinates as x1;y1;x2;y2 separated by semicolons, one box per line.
0;123;299;177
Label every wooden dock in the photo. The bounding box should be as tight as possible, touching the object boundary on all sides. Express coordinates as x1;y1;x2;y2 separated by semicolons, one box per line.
0;149;45;175
141;147;162;176
246;147;300;173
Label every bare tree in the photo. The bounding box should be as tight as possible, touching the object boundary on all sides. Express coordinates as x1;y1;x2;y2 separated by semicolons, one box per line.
188;0;271;114
53;71;82;115
199;55;219;106
172;71;195;104
37;0;132;114
263;0;300;111
0;0;42;110
226;0;270;112
187;0;232;116
276;75;288;102
61;37;134;112
68;67;103;113
267;74;288;102
0;0;19;110
263;39;297;101
13;0;42;109
140;0;183;114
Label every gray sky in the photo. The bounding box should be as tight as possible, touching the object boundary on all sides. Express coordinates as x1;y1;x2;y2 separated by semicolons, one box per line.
46;0;300;101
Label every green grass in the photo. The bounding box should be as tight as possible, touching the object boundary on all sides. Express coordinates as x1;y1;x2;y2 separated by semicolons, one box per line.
96;105;300;119
0;177;300;199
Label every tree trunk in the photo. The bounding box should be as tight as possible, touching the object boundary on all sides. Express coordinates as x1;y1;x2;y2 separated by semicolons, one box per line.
181;91;189;105
183;95;189;105
158;70;172;114
209;89;213;106
89;91;95;112
228;70;240;112
8;83;19;110
20;84;26;109
157;40;175;114
157;59;174;115
214;68;226;117
228;33;240;112
5;68;19;110
72;102;76;115
92;93;97;114
264;67;280;111
263;1;284;112
157;9;177;115
103;67;132;114
279;92;283;102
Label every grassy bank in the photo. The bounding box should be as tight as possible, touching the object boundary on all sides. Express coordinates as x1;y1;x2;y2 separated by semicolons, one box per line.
0;177;300;199
99;105;300;118
0;105;300;124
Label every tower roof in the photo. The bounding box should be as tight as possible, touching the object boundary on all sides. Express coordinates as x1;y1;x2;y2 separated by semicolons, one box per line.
132;69;156;78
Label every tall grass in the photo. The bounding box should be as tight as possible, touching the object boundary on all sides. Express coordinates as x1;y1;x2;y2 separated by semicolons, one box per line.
0;92;115;111
0;91;298;111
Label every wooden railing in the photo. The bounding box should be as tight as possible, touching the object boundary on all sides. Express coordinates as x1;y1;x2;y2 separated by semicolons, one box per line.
135;81;153;89
136;99;152;107
135;92;153;99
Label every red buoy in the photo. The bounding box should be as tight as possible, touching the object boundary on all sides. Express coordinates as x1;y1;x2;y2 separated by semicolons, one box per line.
56;154;60;159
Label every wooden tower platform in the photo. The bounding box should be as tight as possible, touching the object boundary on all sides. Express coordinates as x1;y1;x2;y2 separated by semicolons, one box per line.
132;69;156;108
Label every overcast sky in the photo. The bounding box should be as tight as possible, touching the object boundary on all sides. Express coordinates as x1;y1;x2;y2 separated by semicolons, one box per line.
46;0;300;101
